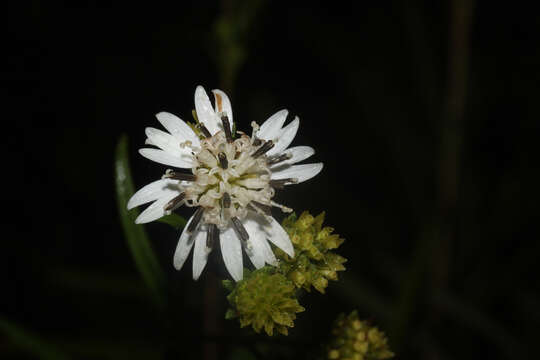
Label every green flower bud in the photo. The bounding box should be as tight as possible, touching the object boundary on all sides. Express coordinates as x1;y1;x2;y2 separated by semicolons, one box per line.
326;311;394;360
313;276;329;294
224;267;304;336
328;349;340;359
290;270;306;287
277;211;347;293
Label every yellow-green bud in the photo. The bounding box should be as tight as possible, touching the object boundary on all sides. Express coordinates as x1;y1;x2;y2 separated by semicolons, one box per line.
328;349;340;359
290;270;306;287
296;212;315;230
224;267;304;336
277;211;347;293
325;311;394;360
313;276;329;294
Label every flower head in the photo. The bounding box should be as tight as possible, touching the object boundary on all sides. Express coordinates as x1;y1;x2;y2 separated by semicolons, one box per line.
223;267;305;336
127;86;323;281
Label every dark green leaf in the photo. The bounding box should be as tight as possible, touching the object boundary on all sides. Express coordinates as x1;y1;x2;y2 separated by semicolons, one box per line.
222;279;235;292
0;316;70;360
114;134;166;308
157;213;187;229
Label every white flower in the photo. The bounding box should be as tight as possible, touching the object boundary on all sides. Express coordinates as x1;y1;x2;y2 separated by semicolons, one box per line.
127;86;323;281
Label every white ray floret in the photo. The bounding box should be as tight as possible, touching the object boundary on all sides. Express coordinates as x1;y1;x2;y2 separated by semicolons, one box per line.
127;86;323;281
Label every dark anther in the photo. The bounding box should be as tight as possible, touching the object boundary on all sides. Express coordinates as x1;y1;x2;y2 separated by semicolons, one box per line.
252;138;262;146
199;124;212;138
269;178;297;189
222;192;231;208
218;152;228;169
250;201;272;215
164;171;196;182
251;140;275;158
231;217;249;242
221;116;233;143
267;153;292;166
206;224;219;248
187;207;204;233
164;192;186;211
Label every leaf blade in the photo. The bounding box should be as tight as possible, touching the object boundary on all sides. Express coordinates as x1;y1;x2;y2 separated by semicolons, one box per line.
114;134;166;308
157;213;187;229
0;316;70;360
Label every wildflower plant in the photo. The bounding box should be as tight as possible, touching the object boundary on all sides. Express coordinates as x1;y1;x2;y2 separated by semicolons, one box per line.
115;84;391;358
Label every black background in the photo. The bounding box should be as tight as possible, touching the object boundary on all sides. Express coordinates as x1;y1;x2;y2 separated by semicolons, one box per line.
5;1;539;359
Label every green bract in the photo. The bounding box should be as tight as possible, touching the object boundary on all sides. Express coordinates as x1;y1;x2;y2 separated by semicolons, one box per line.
224;267;305;336
277;212;347;293
326;311;394;360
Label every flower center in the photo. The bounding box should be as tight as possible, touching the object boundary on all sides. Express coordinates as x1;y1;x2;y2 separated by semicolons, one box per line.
184;130;274;228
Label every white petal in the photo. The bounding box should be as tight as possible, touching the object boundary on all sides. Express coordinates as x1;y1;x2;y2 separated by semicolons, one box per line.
139;148;194;168
270;146;315;169
155;112;200;147
127;179;180;210
192;229;210;280
257;109;288;140
220;226;243;281
267;117;299;156
135;192;178;224
195;86;221;135
145;127;192;156
243;214;277;267
242;216;266;269
265;217;294;257
271;163;323;183
259;237;278;266
173;215;197;270
212;89;233;127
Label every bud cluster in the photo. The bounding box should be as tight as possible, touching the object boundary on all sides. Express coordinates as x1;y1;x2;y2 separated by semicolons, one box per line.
326;311;394;360
223;267;305;336
277;212;347;293
224;211;347;336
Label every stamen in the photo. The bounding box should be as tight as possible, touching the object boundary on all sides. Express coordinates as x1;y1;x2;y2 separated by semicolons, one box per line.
249;201;272;215
198;124;212;138
164;192;186;211
206;224;219;248
269;178;299;189
221;115;233;143
250;121;260;140
163;170;196;182
187;207;204;233
250;121;260;132
218;152;228;169
252;138;262;146
271;201;293;213
231;217;249;242
267;153;292;166
222;192;231;208
251;140;275;158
